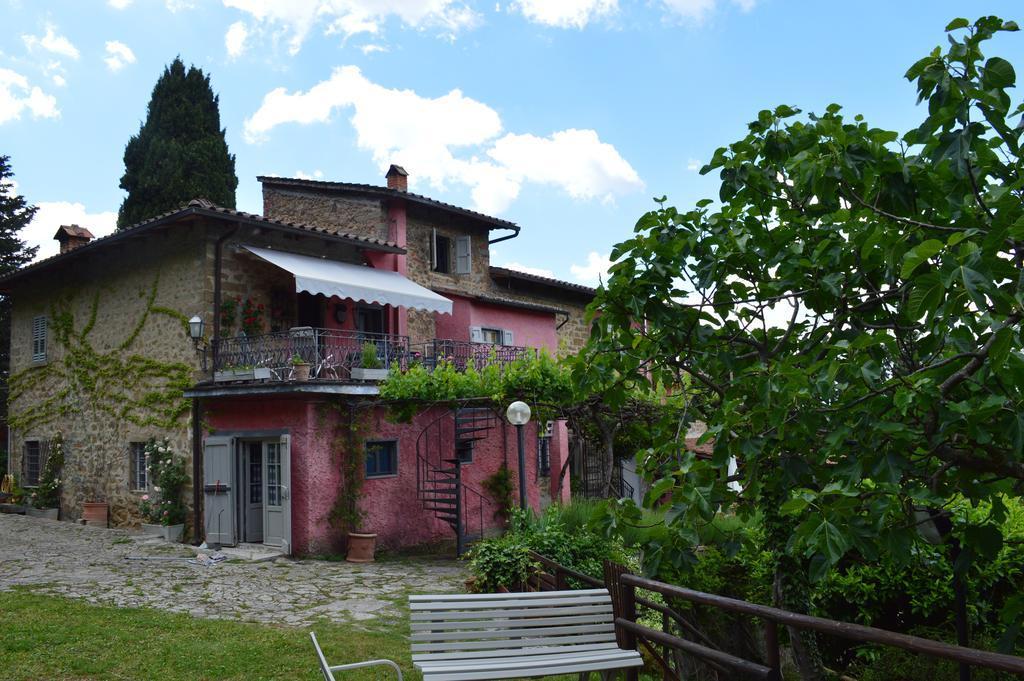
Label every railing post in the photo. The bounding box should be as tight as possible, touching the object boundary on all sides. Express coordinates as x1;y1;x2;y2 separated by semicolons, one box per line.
455;455;464;557
621;576;639;681
764;619;780;673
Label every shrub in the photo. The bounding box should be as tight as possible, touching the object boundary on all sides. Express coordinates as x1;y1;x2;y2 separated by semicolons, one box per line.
138;438;188;526
30;435;64;509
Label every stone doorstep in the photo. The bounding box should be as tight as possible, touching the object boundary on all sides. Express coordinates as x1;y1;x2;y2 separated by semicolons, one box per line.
187;542;287;563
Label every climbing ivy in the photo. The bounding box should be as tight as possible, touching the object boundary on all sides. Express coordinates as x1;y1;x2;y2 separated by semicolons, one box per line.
8;274;194;432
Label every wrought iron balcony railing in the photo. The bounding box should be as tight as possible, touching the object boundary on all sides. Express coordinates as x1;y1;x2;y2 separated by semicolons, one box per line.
212;328;409;381
210;329;536;382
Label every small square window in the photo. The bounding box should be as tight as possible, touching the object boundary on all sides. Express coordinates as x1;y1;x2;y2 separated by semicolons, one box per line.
366;440;398;478
129;442;148;491
480;328;503;345
456;440;473;464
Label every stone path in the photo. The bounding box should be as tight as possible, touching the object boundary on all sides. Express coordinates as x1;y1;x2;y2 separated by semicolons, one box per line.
0;514;467;627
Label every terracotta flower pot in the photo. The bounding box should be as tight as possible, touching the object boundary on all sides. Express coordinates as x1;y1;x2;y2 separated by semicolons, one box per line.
82;502;109;527
346;532;377;563
293;363;311;381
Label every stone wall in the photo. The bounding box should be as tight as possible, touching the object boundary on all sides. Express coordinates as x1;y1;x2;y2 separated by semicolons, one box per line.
7;224;209;528
262;188;386;241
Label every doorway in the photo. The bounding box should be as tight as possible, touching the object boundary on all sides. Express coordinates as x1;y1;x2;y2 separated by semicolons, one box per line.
203;435;292;553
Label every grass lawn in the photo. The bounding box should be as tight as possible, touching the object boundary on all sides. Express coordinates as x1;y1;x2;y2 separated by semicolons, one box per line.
1;589;408;680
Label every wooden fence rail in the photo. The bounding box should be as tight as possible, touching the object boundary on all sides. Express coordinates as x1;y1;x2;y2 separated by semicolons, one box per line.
523;551;1024;680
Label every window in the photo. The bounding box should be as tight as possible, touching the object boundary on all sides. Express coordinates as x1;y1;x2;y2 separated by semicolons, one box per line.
129;442;148;491
32;316;47;362
356;306;386;335
23;441;41;486
456;440;473;464
537;436;551;477
366;440;398;478
432;231;451;273
471;327;515;346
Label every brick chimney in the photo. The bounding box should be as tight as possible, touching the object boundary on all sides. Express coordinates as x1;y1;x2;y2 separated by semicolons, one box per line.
54;224;94;254
385;164;408;192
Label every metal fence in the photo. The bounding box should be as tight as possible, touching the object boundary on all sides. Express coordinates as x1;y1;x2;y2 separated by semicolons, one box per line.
212;328;409;380
409;339;537;372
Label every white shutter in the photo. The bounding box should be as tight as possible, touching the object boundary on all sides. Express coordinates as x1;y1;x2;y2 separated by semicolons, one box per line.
469;326;483;343
455;235;472;274
430;228;437;270
502;329;514;346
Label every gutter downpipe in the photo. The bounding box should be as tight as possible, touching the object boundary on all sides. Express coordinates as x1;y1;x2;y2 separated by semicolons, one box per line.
555;311;571;330
487;225;520;245
193;223;238;544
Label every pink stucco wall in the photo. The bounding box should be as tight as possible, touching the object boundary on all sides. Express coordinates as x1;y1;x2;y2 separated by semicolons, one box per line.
203;396;546;555
434;294;558;350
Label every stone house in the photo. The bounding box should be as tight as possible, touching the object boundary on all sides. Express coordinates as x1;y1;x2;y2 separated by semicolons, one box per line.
1;166;595;555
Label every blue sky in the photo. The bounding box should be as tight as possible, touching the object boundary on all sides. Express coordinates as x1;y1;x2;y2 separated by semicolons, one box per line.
2;1;1024;282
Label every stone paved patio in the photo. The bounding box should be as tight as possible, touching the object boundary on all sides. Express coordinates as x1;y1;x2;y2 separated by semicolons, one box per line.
0;514;467;627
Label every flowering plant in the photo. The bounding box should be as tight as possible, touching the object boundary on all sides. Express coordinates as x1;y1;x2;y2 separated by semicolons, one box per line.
32;434;64;509
138;438;187;526
220;295;239;331
240;297;265;336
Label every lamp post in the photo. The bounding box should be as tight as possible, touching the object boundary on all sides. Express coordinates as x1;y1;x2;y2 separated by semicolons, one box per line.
505;401;531;510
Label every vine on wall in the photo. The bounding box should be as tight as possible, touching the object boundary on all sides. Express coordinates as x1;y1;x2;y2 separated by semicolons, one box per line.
8;273;194;433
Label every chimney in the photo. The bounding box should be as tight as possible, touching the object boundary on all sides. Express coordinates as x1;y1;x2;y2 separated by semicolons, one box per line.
386;164;408;192
54;224;95;254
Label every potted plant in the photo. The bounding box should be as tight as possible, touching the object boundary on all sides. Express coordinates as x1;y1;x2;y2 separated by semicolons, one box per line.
28;436;64;520
137;438;187;542
329;435;376;562
291;354;311;381
350;342;389;381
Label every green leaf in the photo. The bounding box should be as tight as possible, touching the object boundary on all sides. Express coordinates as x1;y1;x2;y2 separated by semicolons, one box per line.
945;18;969;31
906;272;945;320
989;327;1013;369
779;497;809;515
983;57;1016;89
809;517;852;565
901;239;944;278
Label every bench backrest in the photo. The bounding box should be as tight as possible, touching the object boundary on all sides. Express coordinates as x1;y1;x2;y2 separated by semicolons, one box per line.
409;588;618;657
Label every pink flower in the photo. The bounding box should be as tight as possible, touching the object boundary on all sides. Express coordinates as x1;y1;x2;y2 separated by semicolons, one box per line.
163;510;169;516
141;494;149;501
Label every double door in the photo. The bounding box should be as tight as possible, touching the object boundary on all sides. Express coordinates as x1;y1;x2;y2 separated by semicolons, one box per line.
203;436;291;551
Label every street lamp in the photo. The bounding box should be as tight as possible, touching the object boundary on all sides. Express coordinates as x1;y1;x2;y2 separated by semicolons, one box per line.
188;315;208;370
505;401;531;510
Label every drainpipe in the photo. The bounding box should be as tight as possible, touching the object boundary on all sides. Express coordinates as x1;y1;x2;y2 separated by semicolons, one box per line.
212;224;239;365
555;311;570;330
191;398;203;545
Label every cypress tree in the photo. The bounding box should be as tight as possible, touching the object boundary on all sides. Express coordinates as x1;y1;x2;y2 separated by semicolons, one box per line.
117;57;238;228
0;155;40;444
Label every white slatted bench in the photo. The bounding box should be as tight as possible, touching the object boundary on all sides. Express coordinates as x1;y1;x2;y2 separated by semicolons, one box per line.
409;589;644;681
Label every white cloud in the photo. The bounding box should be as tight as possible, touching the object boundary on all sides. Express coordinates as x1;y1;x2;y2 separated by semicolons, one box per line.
23;202;117;262
166;0;196;11
686;158;701;171
360;43;388;54
244;66;642;214
223;0;480;55
225;21;250;58
495;261;556;279
104;41;136;72
295;169;324;180
0;68;60;124
512;0;617;29
570;251;612;285
661;0;755;23
108;0;134;8
22;25;80;60
51;74;66;87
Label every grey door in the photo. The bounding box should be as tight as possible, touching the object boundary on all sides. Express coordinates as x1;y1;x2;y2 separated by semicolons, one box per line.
262;435;291;552
203;436;235;546
243;442;264;543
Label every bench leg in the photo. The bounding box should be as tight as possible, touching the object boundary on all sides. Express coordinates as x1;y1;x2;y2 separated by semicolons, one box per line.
578;674;589;681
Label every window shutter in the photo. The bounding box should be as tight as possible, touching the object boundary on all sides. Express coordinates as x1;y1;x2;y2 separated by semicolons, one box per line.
455;236;472;274
430;228;437;271
32;316;47;362
502;329;514;346
469;326;483;343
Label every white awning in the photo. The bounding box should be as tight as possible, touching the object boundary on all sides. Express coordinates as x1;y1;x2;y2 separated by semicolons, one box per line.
242;245;452;315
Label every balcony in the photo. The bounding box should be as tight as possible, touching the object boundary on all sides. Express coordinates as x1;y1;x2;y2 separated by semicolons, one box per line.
209;328;536;383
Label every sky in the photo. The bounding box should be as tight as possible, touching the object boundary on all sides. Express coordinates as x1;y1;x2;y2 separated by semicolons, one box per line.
2;1;1024;283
